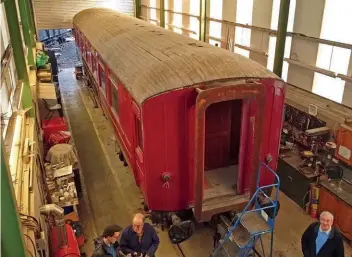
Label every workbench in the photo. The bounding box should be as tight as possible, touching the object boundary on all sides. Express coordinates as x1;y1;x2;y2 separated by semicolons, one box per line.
277;151;319;207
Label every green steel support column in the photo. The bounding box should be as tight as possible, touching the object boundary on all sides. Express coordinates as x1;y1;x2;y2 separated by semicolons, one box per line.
18;0;35;65
4;0;33;112
135;0;141;19
1;142;27;257
26;0;37;44
273;0;290;77
25;0;36;47
159;0;165;28
199;0;207;42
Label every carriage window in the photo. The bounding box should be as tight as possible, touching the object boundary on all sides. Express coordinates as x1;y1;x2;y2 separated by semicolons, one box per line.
136;118;143;150
111;83;119;115
84;43;88;59
87;45;91;68
92;54;97;76
82;44;86;58
109;73;118;85
99;66;106;96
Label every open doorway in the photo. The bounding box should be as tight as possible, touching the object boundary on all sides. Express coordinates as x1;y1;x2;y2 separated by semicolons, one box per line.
203;100;242;201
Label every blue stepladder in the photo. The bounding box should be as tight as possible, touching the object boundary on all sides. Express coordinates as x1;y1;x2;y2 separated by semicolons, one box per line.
210;162;280;257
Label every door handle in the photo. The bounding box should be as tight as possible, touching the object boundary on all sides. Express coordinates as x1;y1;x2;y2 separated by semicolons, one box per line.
288;176;292;181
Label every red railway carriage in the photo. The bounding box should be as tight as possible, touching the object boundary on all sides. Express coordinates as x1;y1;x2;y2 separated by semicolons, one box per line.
73;8;285;229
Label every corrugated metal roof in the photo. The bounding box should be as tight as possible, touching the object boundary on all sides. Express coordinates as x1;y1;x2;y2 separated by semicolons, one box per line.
73;8;279;104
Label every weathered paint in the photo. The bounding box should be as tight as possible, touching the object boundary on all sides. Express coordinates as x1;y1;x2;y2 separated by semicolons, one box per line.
75;25;286;222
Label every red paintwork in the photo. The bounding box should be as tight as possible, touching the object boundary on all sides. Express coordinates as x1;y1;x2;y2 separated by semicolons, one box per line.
42;117;67;141
73;28;286;214
49;224;80;257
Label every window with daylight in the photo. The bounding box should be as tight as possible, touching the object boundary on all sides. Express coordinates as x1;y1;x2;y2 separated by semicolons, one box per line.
0;5;9;48
267;0;296;81
208;0;223;46
165;0;169;28
96;0;118;10
234;0;254;57
1;52;16;136
1;69;13;136
189;0;200;39
149;0;157;25
312;0;352;103
173;0;183;34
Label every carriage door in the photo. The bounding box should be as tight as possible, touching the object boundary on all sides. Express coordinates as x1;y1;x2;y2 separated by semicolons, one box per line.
132;102;145;192
193;84;266;222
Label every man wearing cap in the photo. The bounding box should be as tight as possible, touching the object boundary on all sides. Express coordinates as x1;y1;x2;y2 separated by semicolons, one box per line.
92;224;123;257
120;213;160;257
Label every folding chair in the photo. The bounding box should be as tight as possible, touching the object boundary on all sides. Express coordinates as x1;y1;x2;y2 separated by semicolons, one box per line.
42;99;62;120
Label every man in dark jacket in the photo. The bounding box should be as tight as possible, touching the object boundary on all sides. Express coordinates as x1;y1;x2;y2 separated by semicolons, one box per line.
301;211;344;257
92;224;123;257
120;213;160;257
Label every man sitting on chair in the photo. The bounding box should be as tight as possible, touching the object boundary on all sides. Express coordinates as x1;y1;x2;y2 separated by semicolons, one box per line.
120;213;159;257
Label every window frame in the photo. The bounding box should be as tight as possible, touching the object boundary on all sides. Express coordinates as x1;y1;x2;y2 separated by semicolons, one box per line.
312;0;351;103
132;102;144;154
136;117;143;151
109;74;119;119
91;49;97;79
132;101;144;163
86;42;92;69
98;61;107;98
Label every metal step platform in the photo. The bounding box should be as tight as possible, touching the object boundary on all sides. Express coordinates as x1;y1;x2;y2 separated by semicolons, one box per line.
211;162;280;257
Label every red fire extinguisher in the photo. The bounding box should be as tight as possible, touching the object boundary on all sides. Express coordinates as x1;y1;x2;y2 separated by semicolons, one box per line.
66;219;85;248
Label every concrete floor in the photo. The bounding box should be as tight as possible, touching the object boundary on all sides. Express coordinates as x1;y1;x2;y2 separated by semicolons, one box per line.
59;68;351;257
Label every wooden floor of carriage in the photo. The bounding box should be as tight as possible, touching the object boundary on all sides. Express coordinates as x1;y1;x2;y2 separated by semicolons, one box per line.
58;68;352;257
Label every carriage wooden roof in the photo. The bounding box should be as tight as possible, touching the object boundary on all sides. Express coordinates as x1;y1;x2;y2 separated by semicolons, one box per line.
73;8;279;104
